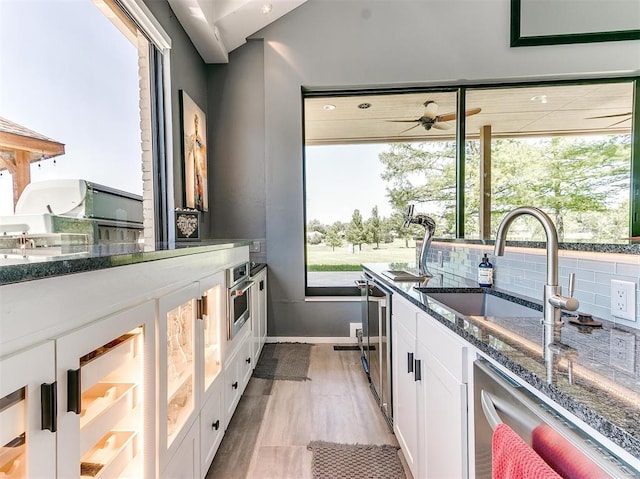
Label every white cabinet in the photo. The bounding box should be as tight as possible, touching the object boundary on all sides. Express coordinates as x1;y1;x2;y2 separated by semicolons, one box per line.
56;301;156;479
160;419;200;479
223;325;252;428
198;272;224;400
392;295;468;479
158;284;199;471
250;268;268;365
0;341;56;478
391;298;419;477
416;323;468;479
199;375;224;474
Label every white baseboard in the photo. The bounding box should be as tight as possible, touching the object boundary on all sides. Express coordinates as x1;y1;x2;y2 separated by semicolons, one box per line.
266;336;357;344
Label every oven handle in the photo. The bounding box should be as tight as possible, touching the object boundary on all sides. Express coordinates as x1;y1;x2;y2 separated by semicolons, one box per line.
230;280;255;297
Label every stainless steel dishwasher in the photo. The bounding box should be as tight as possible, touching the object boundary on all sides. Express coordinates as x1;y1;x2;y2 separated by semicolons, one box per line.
473;359;637;478
357;273;393;428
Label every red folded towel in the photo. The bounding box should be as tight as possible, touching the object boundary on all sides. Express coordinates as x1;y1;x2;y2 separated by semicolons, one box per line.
532;424;611;479
492;423;561;479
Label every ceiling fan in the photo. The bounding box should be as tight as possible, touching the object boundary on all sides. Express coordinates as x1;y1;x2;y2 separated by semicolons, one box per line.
585;111;632;128
388;101;482;133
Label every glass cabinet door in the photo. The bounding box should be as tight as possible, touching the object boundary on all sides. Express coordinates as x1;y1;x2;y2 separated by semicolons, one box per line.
165;299;195;444
0;341;56;479
56;301;155;479
200;272;224;394
158;282;199;468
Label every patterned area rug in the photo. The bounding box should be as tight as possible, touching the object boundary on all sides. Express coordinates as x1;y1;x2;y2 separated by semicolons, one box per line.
307;441;406;479
252;342;312;381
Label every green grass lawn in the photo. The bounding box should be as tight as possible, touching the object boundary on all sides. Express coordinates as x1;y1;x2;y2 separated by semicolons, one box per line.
307;239;417;270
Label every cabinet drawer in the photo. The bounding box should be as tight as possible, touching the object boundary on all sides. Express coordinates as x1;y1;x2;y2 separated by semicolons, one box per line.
417;312;466;382
200;378;224;473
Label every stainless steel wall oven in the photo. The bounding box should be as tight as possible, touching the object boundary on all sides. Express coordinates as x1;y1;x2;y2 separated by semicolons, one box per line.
227;262;253;339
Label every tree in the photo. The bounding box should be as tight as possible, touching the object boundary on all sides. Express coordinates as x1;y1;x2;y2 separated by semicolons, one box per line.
379;142;457;237
379;136;631;242
346;209;368;252
307;219;326;235
324;225;343;251
366;206;383;249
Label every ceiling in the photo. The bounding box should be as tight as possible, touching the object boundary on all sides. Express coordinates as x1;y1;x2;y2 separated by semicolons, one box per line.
304;82;634;145
168;0;307;63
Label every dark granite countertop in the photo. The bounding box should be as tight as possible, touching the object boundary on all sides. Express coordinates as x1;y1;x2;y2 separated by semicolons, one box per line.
250;262;267;277
0;240;251;285
363;262;640;464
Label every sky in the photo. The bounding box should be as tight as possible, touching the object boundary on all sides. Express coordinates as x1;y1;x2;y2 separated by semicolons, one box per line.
305;143;394;225
0;0;141;216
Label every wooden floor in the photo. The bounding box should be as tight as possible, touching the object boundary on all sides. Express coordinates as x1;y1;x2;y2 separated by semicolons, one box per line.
205;343;410;479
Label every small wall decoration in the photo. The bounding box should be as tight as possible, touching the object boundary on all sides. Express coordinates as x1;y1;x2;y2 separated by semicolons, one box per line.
180;90;208;211
175;209;200;240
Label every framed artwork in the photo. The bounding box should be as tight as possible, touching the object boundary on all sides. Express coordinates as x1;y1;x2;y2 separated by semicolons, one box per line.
175;208;200;241
180;90;208;211
511;0;640;47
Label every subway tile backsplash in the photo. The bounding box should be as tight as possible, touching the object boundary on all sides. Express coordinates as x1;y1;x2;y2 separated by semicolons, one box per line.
426;242;640;330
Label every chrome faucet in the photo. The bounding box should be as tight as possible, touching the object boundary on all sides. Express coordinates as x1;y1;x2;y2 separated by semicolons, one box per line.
403;204;436;277
493;207;578;382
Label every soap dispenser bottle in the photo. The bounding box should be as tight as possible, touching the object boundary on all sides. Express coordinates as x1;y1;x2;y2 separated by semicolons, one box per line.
478;253;493;287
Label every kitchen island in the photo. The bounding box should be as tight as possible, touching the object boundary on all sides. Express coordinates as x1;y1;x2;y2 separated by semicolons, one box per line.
364;262;640;476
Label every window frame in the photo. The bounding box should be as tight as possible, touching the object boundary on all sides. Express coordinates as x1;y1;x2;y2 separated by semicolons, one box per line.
302;76;639;297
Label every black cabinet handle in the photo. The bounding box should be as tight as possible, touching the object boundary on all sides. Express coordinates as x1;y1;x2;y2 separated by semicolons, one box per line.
407;352;414;373
246;357;251;364
232;381;238;390
41;382;57;432
414;359;422;381
212;420;220;430
67;369;81;414
259;280;264;291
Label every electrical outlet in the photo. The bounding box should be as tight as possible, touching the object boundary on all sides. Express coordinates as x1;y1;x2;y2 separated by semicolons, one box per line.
610;329;636;373
349;322;361;338
611;280;637;321
250;241;261;253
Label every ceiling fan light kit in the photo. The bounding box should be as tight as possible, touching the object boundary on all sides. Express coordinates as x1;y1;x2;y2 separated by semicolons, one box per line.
387;100;481;133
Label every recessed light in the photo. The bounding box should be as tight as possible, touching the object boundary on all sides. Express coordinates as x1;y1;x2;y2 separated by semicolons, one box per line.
261;3;272;14
531;95;548;104
357;103;371;109
323;104;336;111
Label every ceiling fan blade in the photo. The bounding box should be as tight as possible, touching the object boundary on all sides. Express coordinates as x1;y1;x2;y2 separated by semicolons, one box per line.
585;112;632;120
465;107;482;117
437;112;457;122
423;101;438;120
386;119;421;123
432;122;453;130
399;123;423;134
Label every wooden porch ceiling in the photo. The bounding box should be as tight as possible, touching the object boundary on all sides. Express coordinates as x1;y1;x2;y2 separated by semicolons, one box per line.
304;82;634;145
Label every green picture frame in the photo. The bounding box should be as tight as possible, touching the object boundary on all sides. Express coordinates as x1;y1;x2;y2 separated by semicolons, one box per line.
511;0;640;47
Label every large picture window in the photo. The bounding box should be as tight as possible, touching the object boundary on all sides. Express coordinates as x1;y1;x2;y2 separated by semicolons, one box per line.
0;0;168;257
303;79;636;295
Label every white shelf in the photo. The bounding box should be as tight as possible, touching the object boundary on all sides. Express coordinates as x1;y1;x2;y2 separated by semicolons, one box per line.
0;443;25;478
0;401;24;449
80;431;136;479
80;383;137;457
81;333;139;393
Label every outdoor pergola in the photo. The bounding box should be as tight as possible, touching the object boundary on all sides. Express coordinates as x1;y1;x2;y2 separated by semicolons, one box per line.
0;117;65;211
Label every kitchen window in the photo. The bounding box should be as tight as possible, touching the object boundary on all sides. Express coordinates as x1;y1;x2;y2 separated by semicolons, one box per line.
0;0;171;254
303;78;637;295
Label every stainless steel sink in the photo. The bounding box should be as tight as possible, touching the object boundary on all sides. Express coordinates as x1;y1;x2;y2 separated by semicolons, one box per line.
419;291;541;318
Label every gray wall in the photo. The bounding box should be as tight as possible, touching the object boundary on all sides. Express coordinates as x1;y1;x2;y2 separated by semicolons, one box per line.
207;41;266;242
186;0;640;337
142;0;210;234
